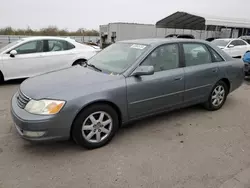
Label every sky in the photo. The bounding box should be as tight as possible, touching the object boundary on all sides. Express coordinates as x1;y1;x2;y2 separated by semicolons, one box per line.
0;0;250;31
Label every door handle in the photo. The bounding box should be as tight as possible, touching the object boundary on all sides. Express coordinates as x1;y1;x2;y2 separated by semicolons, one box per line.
174;77;183;81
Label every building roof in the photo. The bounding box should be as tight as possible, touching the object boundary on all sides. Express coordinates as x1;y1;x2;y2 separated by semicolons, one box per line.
156;11;250;30
109;22;154;26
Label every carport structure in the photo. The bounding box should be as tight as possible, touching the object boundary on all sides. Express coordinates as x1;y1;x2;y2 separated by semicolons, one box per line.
156;11;250;38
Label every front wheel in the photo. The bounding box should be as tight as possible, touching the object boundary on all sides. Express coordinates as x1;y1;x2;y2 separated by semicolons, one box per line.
72;59;86;66
204;81;228;111
0;71;4;84
72;104;119;149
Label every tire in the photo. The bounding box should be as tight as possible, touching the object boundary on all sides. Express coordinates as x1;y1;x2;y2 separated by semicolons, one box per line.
72;59;86;66
0;71;4;84
204;81;228;111
72;104;119;149
245;71;250;77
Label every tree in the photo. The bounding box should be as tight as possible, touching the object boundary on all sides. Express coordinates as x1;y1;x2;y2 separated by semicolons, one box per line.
0;26;99;36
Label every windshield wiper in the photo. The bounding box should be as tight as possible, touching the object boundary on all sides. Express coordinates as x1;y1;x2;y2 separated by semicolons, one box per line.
84;61;102;72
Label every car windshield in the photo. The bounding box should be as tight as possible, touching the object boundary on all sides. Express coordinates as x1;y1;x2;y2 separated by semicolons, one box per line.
87;43;149;74
211;39;230;47
0;40;23;53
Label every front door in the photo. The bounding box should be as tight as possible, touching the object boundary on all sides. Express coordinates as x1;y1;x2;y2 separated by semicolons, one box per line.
2;40;45;79
181;43;221;103
126;43;185;119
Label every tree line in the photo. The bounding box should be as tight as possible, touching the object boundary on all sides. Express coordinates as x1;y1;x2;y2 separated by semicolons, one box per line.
0;26;99;36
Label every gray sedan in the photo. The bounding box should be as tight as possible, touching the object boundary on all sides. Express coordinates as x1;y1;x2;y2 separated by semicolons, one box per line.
11;39;244;149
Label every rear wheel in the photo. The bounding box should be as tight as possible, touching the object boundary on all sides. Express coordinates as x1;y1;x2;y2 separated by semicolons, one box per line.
0;71;4;84
72;104;119;149
72;59;86;66
204;81;228;111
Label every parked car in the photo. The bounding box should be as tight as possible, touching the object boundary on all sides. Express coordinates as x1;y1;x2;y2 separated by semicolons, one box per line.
0;36;100;82
11;39;244;149
211;38;250;58
243;50;250;76
239;36;250;44
165;34;195;39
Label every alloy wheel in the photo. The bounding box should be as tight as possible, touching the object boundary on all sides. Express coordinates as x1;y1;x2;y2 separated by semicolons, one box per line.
211;85;225;107
82;111;113;143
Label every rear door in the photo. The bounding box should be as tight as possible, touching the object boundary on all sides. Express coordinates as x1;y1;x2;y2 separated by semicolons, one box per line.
182;43;221;103
41;39;76;72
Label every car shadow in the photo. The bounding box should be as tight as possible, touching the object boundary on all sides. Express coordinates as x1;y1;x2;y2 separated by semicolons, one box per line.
244;77;250;83
120;105;202;130
19;97;238;155
19;105;205;154
0;79;25;87
22;139;82;155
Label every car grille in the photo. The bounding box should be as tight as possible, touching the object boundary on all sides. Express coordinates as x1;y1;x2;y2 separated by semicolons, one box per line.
16;90;30;109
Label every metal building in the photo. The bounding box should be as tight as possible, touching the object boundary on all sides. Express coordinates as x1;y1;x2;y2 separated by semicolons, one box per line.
156;11;250;39
99;23;216;45
99;11;250;45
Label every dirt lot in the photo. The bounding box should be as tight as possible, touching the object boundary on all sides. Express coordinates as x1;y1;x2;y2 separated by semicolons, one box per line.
1;80;250;188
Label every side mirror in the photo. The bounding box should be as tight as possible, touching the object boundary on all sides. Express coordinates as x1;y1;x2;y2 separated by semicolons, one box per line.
131;66;154;77
10;50;17;57
228;44;234;48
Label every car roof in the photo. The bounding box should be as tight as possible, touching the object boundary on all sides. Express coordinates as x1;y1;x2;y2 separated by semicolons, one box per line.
119;38;207;46
214;38;233;41
240;36;250;39
21;36;75;42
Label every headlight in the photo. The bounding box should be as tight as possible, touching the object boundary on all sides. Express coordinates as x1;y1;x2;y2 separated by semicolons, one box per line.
25;99;65;115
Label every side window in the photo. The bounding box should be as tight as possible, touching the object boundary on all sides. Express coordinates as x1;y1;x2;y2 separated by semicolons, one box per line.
230;40;238;46
236;40;247;46
183;43;212;66
208;47;224;62
14;40;43;54
48;40;66;52
142;44;179;72
229;40;246;46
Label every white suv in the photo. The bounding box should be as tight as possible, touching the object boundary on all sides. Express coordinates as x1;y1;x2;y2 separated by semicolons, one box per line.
0;36;100;82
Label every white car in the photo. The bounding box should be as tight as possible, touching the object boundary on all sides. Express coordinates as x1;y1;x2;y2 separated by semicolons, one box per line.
212;38;250;58
0;36;100;82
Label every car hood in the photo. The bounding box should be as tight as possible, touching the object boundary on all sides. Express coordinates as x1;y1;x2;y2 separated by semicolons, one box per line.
20;66;123;99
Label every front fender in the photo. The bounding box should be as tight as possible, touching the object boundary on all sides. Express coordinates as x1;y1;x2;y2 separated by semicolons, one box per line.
73;86;128;124
72;51;97;62
54;77;129;126
0;54;6;78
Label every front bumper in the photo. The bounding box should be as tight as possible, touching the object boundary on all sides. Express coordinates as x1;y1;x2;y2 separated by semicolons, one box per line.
10;93;71;142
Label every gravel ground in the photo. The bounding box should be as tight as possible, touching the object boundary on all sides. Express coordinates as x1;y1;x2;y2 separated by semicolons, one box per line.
1;80;250;188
